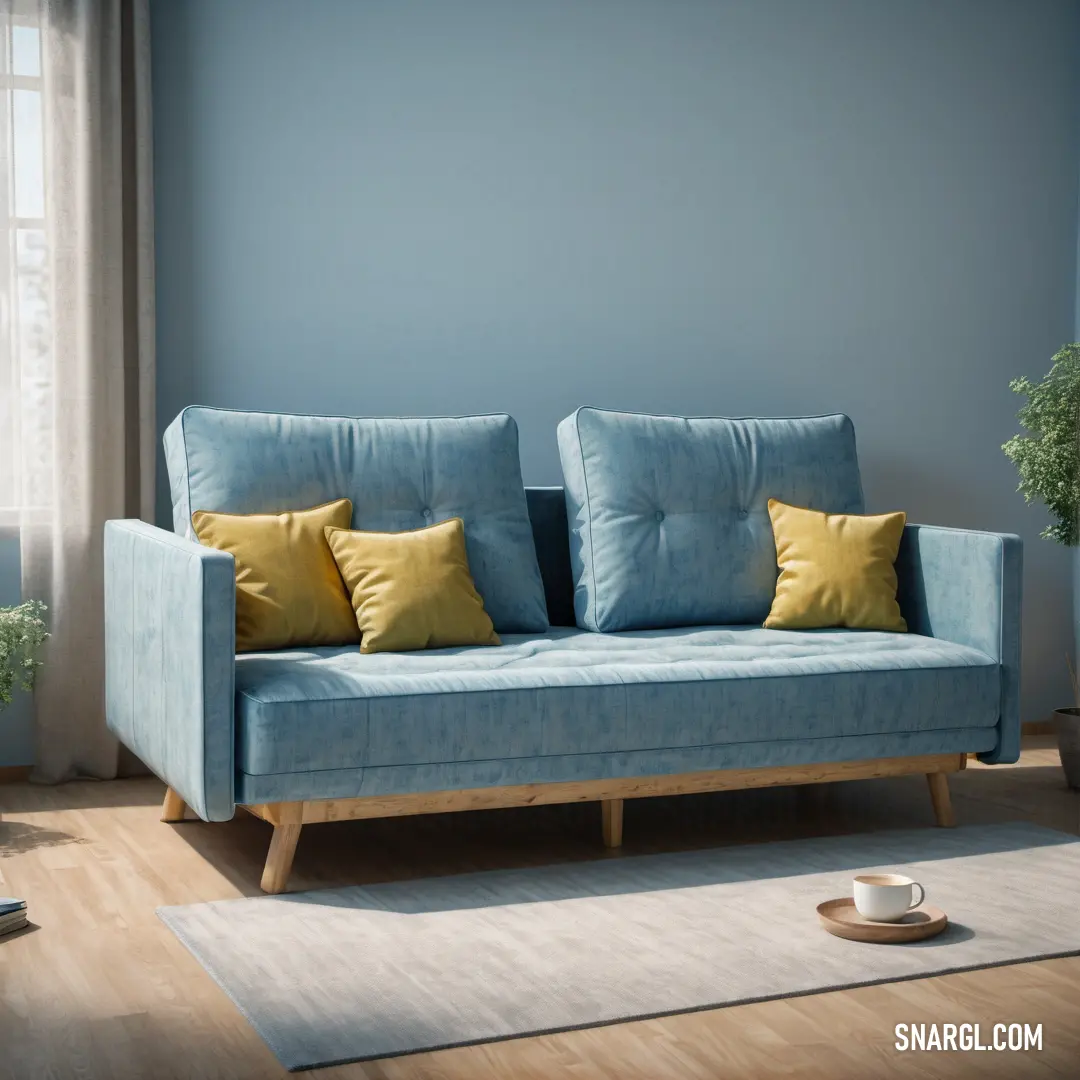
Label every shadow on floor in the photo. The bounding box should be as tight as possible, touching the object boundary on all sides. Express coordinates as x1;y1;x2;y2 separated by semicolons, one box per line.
0;775;162;814
164;760;1078;901
0;821;89;858
0;920;39;941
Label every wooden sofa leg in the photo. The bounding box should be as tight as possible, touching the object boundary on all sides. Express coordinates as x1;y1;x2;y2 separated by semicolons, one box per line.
601;798;624;848
926;772;956;828
260;803;305;894
161;787;188;823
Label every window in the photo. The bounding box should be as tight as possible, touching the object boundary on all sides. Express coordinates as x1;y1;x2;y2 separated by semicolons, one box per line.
0;6;50;529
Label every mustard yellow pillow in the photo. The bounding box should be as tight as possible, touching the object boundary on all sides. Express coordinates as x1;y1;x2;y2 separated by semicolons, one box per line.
191;499;360;652
324;517;500;653
764;499;907;632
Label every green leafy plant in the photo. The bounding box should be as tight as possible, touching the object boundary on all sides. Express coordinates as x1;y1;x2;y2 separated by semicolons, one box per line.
1002;342;1080;545
0;600;49;709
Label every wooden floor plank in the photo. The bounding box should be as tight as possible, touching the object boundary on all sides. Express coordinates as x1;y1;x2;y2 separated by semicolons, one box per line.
0;738;1076;1079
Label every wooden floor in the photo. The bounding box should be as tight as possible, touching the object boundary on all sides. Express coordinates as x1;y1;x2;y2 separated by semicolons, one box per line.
1;739;1078;1080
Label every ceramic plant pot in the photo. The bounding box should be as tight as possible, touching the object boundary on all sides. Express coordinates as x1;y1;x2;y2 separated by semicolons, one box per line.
1052;707;1080;790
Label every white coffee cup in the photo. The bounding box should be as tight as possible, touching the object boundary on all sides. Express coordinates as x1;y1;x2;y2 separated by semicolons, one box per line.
853;873;926;922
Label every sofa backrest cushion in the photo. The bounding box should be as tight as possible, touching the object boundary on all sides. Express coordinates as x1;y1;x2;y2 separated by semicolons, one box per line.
164;407;549;633
557;408;864;631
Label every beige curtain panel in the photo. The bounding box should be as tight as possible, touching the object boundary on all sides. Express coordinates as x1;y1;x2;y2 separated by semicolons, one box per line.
1;0;155;782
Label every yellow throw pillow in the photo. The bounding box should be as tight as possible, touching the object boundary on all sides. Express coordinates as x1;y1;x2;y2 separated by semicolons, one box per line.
764;499;907;632
191;499;360;652
324;517;501;654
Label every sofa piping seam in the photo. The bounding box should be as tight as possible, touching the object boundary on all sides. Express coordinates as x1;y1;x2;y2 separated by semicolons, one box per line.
235;724;998;778
574;409;601;631
232;652;999;708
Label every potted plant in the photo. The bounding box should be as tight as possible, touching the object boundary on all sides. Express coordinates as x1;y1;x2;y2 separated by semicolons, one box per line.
0;600;48;713
1002;340;1080;788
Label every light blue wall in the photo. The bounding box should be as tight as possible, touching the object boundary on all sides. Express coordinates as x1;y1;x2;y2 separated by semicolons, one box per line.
145;0;1077;727
0;535;33;766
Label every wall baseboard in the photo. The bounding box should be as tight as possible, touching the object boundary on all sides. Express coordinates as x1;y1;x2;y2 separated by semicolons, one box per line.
0;765;31;783
1022;721;1055;737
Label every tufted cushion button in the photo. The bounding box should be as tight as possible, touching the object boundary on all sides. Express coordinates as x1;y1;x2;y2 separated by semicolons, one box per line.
422;508;433;519
655;510;665;522
737;508;749;519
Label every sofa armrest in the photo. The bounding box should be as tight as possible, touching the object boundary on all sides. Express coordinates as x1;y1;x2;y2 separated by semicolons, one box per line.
895;524;1022;765
104;520;236;820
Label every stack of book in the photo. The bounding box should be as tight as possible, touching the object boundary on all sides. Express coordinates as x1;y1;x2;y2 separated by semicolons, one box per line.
0;897;28;937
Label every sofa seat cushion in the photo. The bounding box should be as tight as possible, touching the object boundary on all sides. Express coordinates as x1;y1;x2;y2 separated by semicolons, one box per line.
234;627;998;777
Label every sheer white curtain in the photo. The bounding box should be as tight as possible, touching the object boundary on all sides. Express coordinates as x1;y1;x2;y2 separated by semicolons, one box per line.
1;0;155;782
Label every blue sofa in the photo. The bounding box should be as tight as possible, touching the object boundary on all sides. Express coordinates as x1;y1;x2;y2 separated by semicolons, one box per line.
104;407;1021;893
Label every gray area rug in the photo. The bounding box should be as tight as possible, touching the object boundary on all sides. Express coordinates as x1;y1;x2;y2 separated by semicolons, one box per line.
158;822;1080;1071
